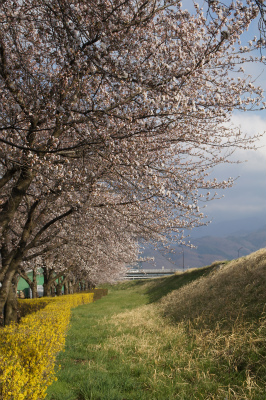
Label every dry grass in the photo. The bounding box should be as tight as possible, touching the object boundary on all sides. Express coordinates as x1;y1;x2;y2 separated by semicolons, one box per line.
154;249;266;399
160;248;266;329
107;305;219;399
104;302;266;399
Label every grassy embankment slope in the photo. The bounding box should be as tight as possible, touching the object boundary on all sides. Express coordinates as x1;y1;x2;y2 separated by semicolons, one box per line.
46;249;266;400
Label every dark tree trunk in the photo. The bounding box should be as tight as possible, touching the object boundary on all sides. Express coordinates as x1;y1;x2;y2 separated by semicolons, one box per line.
3;278;18;325
43;281;53;297
87;281;95;290
0;266;18;325
19;267;38;298
55;283;63;296
64;281;69;295
43;267;54;297
31;268;38;298
51;284;56;297
55;276;66;296
42;267;65;297
73;282;79;293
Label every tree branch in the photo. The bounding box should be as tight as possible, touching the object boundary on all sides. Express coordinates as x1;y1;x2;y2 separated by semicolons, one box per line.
25;208;74;251
0;167;18;190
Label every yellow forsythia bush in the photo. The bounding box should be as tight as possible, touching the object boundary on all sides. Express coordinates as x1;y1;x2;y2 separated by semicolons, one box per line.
0;293;94;400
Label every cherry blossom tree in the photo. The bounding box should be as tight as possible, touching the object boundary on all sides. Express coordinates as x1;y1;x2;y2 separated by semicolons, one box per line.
0;0;265;323
205;1;266;46
255;0;266;40
26;206;139;297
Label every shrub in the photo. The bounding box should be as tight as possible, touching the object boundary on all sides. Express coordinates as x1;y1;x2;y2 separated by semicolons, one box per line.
17;289;108;320
90;288;108;301
0;292;94;400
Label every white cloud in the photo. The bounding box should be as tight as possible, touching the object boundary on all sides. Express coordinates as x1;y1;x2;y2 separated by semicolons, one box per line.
231;113;266;152
229;113;266;175
201;112;266;223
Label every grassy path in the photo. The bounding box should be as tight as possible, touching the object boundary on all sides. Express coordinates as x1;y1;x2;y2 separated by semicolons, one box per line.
45;277;225;400
46;282;152;400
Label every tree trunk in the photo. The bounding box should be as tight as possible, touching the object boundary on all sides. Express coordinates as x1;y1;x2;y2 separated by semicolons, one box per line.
31;268;38;298
64;281;69;295
3;279;18;325
42;267;65;297
43;281;53;297
55;276;66;296
31;284;38;298
51;284;56;297
0;267;17;325
87;281;95;290
55;282;63;296
73;282;79;293
43;267;54;297
68;280;73;294
19;267;38;298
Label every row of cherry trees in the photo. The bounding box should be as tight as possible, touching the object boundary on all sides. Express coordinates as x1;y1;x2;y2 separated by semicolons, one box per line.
0;0;265;324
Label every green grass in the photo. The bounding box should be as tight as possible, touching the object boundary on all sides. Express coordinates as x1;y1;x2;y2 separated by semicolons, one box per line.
46;251;266;400
46;283;151;400
145;263;220;303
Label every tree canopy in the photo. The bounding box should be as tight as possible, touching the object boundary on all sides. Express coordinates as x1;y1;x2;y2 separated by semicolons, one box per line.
0;0;265;323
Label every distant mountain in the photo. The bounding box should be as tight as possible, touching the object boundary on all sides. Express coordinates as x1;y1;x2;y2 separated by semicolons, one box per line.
137;246;178;271
184;216;266;238
139;224;266;270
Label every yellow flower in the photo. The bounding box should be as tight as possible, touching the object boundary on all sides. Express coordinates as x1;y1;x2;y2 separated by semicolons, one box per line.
0;292;95;400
